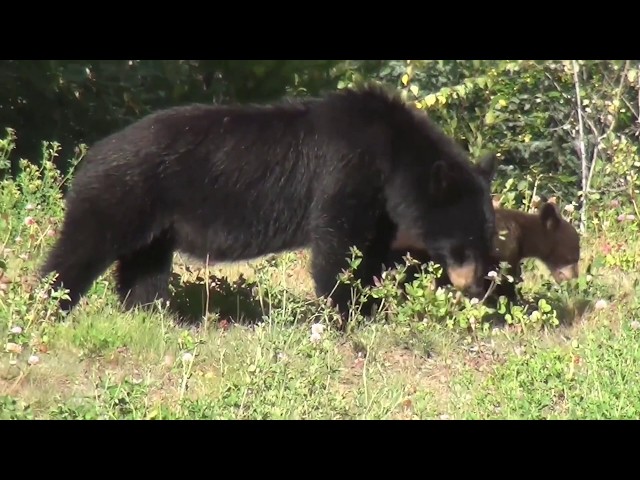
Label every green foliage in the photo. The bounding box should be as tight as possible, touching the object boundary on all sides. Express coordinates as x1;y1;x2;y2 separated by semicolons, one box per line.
0;60;344;176
0;395;34;419
378;60;640;226
336;248;560;337
4;59;638;227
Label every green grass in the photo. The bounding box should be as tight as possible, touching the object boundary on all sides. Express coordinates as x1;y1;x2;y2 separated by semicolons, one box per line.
2;136;640;419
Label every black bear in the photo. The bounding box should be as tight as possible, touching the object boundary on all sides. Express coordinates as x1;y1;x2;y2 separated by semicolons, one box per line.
40;84;498;322
388;199;581;303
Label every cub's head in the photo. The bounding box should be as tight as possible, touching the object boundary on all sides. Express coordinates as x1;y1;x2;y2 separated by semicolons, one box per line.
537;201;581;282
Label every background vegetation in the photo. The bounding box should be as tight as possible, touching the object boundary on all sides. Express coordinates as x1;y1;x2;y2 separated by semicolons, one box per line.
1;60;639;419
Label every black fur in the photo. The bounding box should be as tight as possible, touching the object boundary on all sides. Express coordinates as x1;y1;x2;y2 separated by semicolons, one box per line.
40;84;497;322
385;153;508;303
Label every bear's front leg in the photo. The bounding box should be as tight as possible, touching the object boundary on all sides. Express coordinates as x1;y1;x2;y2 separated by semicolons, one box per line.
309;195;396;328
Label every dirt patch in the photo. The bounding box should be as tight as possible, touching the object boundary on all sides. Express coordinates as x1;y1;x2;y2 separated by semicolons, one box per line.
332;339;461;419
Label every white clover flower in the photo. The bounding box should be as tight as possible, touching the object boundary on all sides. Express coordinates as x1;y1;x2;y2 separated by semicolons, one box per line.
311;323;325;336
594;299;608;310
181;352;194;363
28;355;40;366
310;332;322;343
10;326;23;335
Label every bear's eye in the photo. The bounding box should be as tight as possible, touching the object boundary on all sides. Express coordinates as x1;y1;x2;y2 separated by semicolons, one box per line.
450;245;468;263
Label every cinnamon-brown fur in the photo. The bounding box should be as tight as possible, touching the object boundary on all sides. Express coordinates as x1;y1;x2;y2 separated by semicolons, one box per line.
492;202;580;285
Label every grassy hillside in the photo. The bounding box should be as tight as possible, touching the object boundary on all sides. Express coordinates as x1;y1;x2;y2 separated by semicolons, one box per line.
1;136;639;420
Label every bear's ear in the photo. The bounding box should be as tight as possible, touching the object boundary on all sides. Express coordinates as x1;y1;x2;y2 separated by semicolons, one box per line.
429;160;453;200
475;152;498;185
540;202;561;231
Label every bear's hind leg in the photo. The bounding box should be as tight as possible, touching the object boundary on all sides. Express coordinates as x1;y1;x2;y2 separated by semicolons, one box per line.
40;232;116;313
114;229;176;310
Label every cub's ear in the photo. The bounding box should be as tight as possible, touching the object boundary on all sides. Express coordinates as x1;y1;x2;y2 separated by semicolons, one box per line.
429;160;454;200
475;152;499;185
540;202;561;231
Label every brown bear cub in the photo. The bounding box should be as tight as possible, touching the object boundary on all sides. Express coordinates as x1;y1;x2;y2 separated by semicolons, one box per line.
388;199;581;303
490;200;581;287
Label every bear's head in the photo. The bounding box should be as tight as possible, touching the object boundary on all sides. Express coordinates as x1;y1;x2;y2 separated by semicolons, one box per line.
536;201;581;283
416;151;498;298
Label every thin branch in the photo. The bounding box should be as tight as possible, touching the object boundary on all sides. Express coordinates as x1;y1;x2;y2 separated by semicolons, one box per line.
572;60;589;234
589;185;629;194
548;115;576;133
585;61;630;196
608;61;630;139
601;69;639;119
584;117;603;194
620;94;639;121
544;71;573;100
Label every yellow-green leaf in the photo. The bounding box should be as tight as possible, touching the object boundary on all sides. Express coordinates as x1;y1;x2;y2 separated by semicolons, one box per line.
401;74;409;86
146;409;160;420
484;110;496;125
454;85;467;97
409;85;419;96
424;94;437;107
